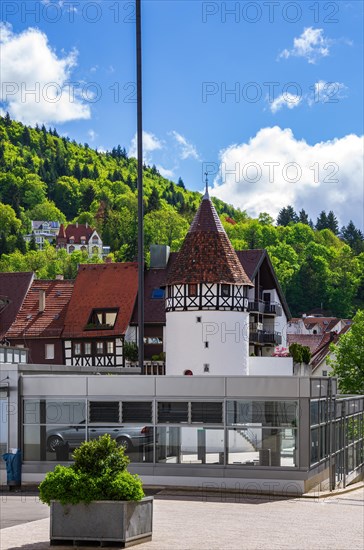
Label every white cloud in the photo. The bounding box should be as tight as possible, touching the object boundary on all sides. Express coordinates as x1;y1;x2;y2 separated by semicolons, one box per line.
157;165;175;179
87;129;97;142
211;127;363;227
128;131;164;164
308;80;348;106
171;131;200;160
0;23;90;125
279;27;331;64
270;93;302;114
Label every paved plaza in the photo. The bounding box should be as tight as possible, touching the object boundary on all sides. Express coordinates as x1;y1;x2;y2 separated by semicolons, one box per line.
0;487;363;550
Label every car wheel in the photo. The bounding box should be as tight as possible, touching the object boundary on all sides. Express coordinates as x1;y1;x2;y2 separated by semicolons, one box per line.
47;435;63;452
116;437;131;452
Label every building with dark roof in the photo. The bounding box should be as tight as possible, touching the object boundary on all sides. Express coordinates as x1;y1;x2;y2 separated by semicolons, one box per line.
56;222;105;258
0;272;34;340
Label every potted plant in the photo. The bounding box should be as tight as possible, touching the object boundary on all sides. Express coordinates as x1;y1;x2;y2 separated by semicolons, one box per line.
39;434;153;547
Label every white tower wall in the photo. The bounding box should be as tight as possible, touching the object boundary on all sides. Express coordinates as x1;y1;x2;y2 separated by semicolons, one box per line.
166;310;250;376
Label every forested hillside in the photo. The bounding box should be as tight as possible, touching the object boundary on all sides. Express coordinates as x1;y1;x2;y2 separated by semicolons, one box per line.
0;114;363;318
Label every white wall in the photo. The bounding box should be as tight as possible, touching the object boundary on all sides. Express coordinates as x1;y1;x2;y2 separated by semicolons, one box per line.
166;310;250;376
249;357;293;376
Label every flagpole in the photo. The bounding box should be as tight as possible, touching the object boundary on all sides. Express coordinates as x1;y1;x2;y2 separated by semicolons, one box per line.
136;0;144;371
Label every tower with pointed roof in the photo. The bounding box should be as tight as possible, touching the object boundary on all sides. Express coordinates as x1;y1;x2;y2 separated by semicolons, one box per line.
165;183;253;375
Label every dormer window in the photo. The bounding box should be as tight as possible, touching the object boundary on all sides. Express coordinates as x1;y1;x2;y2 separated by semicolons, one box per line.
151;288;165;299
81;237;86;245
85;309;118;330
221;284;230;298
69;237;74;244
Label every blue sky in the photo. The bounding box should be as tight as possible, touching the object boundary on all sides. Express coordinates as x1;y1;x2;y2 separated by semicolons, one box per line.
0;1;363;226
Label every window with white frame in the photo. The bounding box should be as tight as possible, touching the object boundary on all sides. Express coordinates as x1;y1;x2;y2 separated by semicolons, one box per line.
45;344;55;360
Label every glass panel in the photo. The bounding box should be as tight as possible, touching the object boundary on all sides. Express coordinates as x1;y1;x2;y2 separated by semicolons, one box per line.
0;393;8;455
310;401;319;426
87;426;153;463
226;400;297;427
227;428;297;467
105;312;117;326
122;402;153;423
156;427;224;465
320;425;327;460
96;342;103;354
191;402;223;424
74;343;81;355
311;427;319;464
23;400;86;425
157;402;188;423
311;380;321;398
84;342;91;355
106;341;114;354
89;401;120;423
23;425;82;461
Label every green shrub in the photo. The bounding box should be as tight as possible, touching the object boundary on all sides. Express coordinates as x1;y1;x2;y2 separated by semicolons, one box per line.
289;343;311;364
124;341;138;362
39;434;144;506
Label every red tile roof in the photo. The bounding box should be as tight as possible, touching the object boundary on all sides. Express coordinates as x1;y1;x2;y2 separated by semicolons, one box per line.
58;224;96;245
310;325;351;370
6;280;74;338
63;263;138;338
287;334;325;354
0;272;34;338
167;196;252;286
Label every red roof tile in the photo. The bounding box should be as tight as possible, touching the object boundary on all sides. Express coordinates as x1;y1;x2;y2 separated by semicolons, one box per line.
6;280;74;338
287;334;325;354
58;224;95;245
167;196;252;286
63;263;138;338
0;272;34;338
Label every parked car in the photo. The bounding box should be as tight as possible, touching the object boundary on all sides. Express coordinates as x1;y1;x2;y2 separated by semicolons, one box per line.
46;421;153;453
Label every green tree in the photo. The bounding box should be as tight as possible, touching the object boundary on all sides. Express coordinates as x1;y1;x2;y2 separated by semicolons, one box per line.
277;205;298;226
258;212;274;225
298;209;309;225
146;187;161;213
315;211;328;231
28;232;37;251
27;200;66;223
341;221;364;254
0;203;21;236
15;232;26;254
326;211;339;235
328;310;364;394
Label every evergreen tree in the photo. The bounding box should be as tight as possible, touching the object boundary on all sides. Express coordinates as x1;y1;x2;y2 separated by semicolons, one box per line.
4;112;11;126
147;187;161;212
277;205;298;226
22;126;32;147
298;209;309;225
177;177;185;189
326;211;339;235
92;165;99;179
74;161;82;181
82;164;91;179
15;232;26;253
81;184;96;211
316;211;328;230
341;221;364;254
0;233;8;256
28;232;37;251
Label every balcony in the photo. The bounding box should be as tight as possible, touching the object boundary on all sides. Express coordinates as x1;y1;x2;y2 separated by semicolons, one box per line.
248;300;282;316
264;302;282;316
248;301;266;314
249;325;282;345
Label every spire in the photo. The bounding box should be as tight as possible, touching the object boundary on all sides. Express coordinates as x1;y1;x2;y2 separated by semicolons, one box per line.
167;194;253;286
203;172;209;200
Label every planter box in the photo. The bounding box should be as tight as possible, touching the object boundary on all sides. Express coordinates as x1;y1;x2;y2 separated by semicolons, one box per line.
50;497;153;547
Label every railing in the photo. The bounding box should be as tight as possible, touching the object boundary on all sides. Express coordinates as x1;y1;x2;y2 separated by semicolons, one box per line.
249;329;282;345
264;302;282;316
248;301;265;314
248;300;282;316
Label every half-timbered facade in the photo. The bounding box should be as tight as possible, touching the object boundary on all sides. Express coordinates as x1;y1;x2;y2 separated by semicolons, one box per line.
62;263;138;367
165;190;253;376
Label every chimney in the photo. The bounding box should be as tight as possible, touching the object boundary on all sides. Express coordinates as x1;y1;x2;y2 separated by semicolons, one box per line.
150;245;170;269
55;274;64;280
86;222;88;228
76;222;78;228
39;289;46;313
